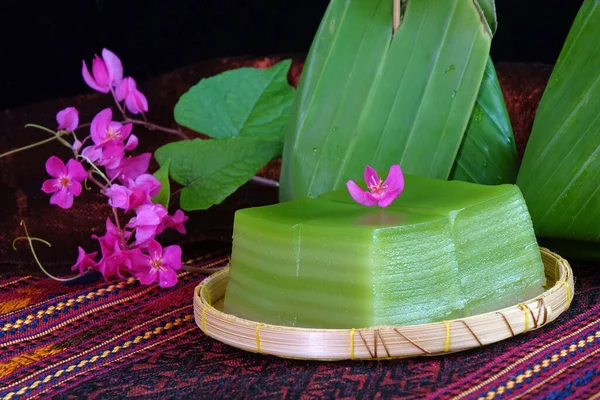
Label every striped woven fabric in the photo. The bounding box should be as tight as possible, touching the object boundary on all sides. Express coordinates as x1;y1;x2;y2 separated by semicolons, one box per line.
1;249;600;399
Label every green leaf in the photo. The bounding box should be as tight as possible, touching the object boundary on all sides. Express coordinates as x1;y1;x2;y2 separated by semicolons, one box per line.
155;138;282;211
475;0;497;34
517;0;600;242
174;60;295;140
450;57;518;185
280;0;492;201
152;159;171;209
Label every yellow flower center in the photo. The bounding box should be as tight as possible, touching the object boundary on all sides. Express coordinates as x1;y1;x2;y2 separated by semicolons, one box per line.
58;175;71;189
368;176;387;193
149;257;167;271
106;126;122;140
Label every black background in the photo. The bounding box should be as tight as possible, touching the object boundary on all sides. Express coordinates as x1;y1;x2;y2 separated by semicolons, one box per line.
0;0;584;110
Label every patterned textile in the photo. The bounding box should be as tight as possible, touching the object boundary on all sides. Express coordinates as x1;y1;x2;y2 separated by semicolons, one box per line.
1;247;600;399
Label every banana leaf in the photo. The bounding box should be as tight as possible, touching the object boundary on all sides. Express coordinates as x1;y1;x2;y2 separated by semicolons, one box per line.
450;57;518;185
280;0;493;201
517;0;600;242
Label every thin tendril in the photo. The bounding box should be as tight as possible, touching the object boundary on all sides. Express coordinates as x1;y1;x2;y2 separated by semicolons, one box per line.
77;154;111;185
0;136;61;159
25;124;72;148
13;220;82;282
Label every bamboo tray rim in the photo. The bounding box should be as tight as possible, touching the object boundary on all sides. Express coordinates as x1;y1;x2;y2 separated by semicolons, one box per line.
193;247;573;360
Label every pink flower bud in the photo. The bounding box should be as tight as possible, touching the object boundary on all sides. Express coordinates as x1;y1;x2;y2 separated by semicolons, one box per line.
81;48;123;93
116;77;149;115
56;107;79;132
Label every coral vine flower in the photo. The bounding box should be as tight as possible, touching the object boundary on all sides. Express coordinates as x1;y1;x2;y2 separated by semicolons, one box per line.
166;210;188;234
71;247;98;274
132;240;182;288
81;48;123;93
116;77;149;114
41;156;89;209
128;204;169;245
346;164;404;208
106;153;152;183
56;107;79;132
90;108;134;147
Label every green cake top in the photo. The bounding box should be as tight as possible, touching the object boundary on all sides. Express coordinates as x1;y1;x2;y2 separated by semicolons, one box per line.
238;173;521;230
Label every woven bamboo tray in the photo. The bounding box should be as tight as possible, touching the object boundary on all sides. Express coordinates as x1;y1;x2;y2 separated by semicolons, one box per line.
193;247;573;360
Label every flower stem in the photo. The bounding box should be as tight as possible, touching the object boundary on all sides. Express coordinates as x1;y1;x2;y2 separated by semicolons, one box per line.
87;174;108;192
112;208;128;249
110;88;128;119
124;119;190;140
0;135;62;159
76;122;91;130
77;154;112;186
13;220;82;282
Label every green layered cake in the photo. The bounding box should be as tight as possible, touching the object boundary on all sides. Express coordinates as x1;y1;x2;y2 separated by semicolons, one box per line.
224;176;546;329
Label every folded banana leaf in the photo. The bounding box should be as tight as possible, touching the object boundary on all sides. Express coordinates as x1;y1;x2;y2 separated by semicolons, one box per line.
450;57;518;185
517;0;600;242
280;0;497;201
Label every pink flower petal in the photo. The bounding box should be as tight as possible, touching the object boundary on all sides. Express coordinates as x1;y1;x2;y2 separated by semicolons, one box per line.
148;239;162;259
364;165;380;190
107;153;151;182
167;210;188;234
101;48;123;87
97;143;125;170
377;188;403;208
81;145;103;162
50;189;73;209
69;180;83;197
90;108;112;145
135;90;149;113
382;164;404;192
119;123;133;140
115;78;129;102
162;245;182;271
136;268;157;285
82;60;109;93
66;159;89;182
124;134;138;151
56;107;79;132
45;156;66;178
135;174;161;196
105;184;132;210
91;55;110;88
346;180;378;207
158;269;178;288
41;179;58;194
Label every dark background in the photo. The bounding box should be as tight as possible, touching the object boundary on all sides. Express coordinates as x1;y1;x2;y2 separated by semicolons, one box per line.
0;0;584;110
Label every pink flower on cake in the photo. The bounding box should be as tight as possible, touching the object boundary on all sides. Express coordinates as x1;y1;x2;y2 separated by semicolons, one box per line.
346;164;404;208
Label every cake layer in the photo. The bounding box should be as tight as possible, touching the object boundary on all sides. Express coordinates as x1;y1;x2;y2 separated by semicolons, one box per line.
225;176;546;328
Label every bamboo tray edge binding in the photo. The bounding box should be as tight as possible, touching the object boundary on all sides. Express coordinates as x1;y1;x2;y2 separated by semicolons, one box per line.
193;247;573;361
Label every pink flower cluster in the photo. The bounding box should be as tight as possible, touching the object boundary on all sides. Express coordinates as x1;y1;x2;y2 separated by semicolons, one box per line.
82;48;148;114
40;49;187;288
